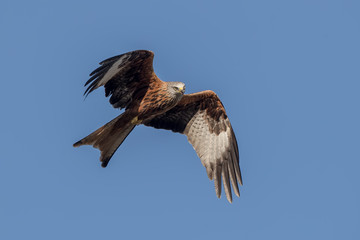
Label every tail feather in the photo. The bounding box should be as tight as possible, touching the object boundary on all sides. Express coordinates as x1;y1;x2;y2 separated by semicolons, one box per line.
73;113;136;167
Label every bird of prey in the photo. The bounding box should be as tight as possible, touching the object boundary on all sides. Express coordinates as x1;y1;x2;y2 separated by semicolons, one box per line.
73;50;242;202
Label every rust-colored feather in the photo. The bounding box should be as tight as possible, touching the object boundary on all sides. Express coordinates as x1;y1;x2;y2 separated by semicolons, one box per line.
84;50;160;110
143;90;242;203
75;50;242;203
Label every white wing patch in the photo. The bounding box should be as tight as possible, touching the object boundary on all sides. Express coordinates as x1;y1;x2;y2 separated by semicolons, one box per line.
96;54;130;89
183;110;240;202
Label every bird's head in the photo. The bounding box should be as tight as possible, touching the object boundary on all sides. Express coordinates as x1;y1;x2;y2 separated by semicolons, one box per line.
167;82;186;96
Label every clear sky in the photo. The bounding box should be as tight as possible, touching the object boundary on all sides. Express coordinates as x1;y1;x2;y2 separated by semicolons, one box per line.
1;0;359;239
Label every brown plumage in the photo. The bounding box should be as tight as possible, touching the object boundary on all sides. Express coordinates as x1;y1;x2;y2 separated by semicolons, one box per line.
74;50;242;202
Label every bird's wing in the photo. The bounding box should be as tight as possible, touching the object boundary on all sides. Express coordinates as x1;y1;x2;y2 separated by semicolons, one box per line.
143;90;242;202
84;50;158;109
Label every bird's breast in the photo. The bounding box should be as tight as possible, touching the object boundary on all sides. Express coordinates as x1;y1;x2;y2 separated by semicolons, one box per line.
137;91;180;120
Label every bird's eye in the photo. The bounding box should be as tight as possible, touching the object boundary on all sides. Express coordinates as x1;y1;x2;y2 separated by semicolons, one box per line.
173;86;179;91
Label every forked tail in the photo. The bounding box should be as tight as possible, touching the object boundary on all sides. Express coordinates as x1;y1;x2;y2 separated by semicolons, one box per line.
73;112;136;167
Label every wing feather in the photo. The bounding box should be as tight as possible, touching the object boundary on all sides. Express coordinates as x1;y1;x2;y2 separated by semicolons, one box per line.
227;150;240;197
84;50;157;109
222;161;232;203
231;130;243;185
143;90;242;202
214;164;222;198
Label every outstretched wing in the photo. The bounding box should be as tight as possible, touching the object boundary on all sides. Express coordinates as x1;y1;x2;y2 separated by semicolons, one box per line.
84;50;157;109
143;90;242;203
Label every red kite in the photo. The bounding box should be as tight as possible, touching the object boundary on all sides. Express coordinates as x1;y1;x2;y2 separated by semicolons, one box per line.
74;50;242;202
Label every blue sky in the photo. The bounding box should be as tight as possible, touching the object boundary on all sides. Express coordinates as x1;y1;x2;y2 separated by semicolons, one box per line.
1;0;359;239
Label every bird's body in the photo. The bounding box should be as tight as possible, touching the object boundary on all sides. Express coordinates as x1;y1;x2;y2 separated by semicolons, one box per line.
137;81;185;120
74;50;242;202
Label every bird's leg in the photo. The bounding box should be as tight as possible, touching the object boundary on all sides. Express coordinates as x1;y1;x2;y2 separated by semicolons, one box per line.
131;116;142;125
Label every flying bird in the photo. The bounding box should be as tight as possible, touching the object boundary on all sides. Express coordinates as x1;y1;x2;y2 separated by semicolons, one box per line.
73;50;242;202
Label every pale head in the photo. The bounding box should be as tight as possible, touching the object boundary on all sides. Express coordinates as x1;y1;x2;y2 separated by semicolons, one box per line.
167;81;186;97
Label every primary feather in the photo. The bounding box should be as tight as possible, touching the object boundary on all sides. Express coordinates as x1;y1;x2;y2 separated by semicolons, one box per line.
74;50;242;203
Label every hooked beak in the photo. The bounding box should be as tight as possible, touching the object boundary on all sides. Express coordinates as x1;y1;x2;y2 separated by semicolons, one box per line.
179;86;185;94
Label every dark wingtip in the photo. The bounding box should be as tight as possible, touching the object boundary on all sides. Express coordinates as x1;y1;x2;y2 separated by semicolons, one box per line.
101;158;110;168
73;140;83;147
